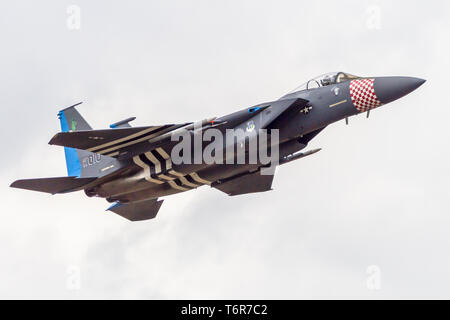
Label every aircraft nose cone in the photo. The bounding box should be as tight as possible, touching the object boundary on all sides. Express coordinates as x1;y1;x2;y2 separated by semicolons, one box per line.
374;76;426;104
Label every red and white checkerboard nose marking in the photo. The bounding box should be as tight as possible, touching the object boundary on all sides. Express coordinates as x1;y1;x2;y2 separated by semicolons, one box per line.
349;78;382;112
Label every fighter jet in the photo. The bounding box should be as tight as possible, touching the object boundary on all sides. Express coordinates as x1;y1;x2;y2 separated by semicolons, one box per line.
11;72;425;221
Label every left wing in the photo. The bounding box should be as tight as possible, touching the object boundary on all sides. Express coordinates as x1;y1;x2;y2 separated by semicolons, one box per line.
212;169;274;196
49;124;189;158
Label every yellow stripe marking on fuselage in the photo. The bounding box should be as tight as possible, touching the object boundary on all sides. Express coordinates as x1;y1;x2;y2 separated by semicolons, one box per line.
189;172;211;185
144;151;162;173
132;156;164;184
329;99;347;108
167;180;190;191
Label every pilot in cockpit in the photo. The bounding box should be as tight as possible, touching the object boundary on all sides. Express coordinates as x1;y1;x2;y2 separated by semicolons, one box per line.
320;75;334;86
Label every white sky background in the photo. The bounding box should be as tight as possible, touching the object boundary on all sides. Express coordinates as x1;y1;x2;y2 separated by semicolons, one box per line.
0;0;449;299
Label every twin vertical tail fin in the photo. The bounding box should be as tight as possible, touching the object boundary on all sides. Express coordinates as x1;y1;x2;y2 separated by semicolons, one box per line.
10;103;103;194
58;102;92;132
57;102;107;178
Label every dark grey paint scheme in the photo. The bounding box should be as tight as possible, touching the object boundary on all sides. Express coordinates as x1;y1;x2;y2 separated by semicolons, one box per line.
10;177;97;194
11;73;426;221
374;77;426;104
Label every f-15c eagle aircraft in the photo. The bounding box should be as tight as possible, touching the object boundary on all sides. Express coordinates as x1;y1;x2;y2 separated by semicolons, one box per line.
11;72;425;221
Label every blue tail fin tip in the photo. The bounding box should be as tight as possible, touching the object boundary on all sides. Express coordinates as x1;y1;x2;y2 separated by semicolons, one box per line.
58;109;82;177
58;103;111;179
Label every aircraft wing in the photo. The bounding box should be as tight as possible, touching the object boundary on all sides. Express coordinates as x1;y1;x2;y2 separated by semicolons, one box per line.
49;124;189;158
48;98;308;160
10;176;97;194
107;198;164;221
212;169;274;196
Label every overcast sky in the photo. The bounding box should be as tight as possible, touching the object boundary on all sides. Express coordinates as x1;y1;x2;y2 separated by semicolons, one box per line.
1;0;449;299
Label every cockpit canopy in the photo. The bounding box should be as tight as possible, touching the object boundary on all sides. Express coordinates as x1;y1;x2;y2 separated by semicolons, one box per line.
288;72;360;93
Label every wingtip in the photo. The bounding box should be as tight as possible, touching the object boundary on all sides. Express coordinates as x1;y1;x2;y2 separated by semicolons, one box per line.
48;132;61;145
9;180;19;188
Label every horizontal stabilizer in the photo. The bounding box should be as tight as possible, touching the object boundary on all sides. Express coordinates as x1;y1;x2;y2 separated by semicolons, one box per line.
49;124;189;158
107;198;164;221
212;169;274;196
10;177;96;194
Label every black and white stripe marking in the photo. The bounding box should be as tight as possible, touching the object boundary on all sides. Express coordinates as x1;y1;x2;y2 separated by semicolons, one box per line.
88;126;163;153
132;148;211;191
88;124;187;157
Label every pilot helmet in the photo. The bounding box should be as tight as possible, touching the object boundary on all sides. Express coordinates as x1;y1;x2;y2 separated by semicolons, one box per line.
320;75;333;86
